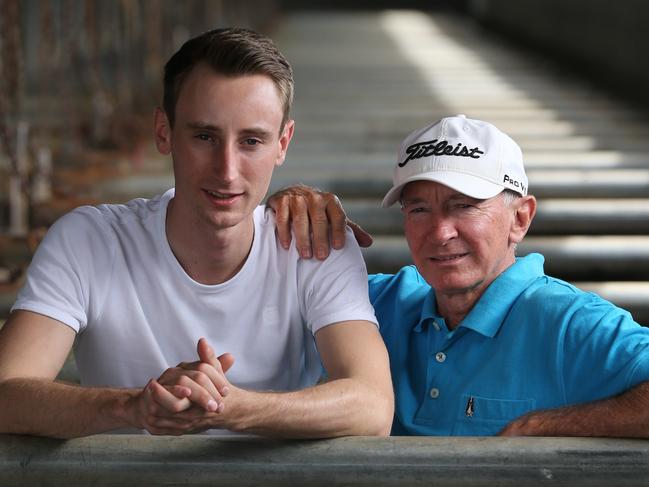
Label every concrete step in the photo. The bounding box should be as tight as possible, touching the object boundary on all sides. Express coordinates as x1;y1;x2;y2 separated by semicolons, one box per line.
291;102;649;120
290;132;649;153
360;238;649;325
267;168;649;200
293;117;649;140
361;235;649;282
343;199;649;236
282;150;649;171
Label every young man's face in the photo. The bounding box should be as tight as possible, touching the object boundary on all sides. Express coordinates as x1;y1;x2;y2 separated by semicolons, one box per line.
401;180;517;303
156;63;294;231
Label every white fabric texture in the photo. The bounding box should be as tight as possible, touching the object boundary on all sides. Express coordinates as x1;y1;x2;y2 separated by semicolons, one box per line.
13;189;377;396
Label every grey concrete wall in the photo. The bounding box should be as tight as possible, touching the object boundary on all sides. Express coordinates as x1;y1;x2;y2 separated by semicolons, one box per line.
469;0;649;108
3;434;649;486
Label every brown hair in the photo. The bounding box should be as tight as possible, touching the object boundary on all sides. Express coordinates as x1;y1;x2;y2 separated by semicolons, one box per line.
163;27;294;130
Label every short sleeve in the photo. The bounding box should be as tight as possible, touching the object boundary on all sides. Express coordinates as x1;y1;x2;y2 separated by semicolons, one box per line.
561;295;649;404
368;273;394;302
11;207;115;333
298;226;378;334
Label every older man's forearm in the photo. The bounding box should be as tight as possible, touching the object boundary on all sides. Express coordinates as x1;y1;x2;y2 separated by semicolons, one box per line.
499;381;649;437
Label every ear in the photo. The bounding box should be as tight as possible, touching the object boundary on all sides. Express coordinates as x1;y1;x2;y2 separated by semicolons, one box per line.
275;119;295;167
153;107;172;155
509;195;536;245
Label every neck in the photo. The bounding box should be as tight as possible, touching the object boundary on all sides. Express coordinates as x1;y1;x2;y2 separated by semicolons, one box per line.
435;253;517;330
436;291;481;330
165;197;254;285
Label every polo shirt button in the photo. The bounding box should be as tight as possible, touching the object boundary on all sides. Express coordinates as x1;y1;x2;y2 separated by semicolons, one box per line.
432;321;441;331
430;387;440;399
435;352;446;363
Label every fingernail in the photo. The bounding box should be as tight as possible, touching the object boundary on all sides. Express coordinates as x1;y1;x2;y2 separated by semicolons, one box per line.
301;248;312;258
316;248;327;260
207;400;218;412
333;239;343;248
221;386;230;397
217;403;225;414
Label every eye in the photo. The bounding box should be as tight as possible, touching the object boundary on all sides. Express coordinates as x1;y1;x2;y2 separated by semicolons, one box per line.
403;206;426;215
195;133;213;142
451;199;478;210
242;138;261;146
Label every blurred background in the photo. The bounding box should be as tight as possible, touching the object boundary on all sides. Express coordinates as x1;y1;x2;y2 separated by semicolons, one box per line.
2;0;649;326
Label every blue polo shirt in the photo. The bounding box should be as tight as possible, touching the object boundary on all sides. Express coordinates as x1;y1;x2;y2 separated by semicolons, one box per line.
369;253;649;436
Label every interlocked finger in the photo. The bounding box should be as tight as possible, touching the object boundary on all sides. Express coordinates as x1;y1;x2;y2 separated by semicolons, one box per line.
148;380;192;414
174;371;224;412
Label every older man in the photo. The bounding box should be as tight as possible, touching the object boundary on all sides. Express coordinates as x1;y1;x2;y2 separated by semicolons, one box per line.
273;114;649;436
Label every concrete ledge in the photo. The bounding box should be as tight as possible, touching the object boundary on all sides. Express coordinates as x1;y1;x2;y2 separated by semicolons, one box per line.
362;235;649;280
98;167;649;204
344;199;649;236
2;434;649;486
361;237;649;324
268;169;649;200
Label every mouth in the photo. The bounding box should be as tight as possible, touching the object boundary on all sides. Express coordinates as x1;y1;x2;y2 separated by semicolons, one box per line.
203;189;244;205
430;253;468;262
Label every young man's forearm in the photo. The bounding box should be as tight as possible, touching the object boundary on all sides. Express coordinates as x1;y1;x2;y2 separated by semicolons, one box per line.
208;377;394;438
152;326;394;437
217;323;394;438
500;381;649;437
0;378;138;438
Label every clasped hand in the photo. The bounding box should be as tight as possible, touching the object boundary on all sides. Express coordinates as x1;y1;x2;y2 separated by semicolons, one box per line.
133;338;235;435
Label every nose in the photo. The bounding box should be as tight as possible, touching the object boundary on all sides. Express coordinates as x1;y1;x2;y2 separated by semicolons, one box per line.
215;142;238;183
426;214;458;246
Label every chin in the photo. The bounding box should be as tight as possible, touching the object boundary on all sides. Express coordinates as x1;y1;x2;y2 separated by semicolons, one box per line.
427;272;481;293
201;210;243;229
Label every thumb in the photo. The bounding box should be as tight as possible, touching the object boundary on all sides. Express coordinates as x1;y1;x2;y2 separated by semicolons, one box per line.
197;337;219;367
197;338;235;373
217;353;235;373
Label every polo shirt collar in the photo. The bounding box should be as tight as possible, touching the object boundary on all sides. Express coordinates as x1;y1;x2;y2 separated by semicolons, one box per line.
414;253;546;337
414;291;439;332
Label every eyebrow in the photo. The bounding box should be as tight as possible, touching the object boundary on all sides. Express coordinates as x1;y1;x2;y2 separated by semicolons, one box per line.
240;127;273;139
185;121;219;131
449;194;480;203
400;196;426;206
401;194;485;206
184;122;273;138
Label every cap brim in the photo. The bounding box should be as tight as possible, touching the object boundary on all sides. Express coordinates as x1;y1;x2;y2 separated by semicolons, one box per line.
381;172;505;208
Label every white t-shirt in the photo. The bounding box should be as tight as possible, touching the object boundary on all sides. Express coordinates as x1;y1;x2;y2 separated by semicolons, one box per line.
13;189;377;393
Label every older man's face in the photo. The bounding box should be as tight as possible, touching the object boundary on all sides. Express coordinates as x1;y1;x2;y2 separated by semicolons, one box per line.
401;180;518;303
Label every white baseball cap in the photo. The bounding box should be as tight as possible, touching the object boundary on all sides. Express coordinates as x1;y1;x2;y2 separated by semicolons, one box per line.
381;114;528;207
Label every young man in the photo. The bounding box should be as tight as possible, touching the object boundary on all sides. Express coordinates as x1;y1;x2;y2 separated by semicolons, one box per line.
0;28;393;438
272;114;649;437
